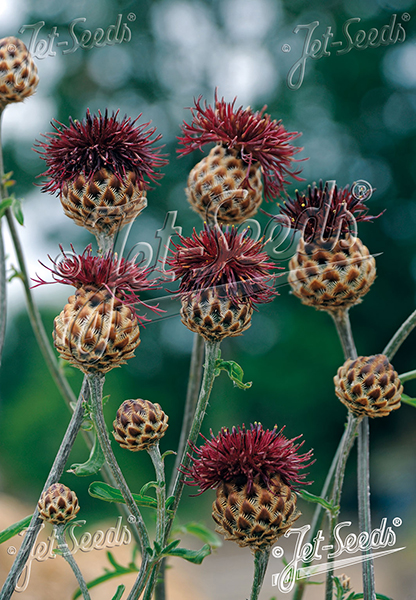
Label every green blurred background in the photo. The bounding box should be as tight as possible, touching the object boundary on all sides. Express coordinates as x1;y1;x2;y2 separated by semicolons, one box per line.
0;0;416;596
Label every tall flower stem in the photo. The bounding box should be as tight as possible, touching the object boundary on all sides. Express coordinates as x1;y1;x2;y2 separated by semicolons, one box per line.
0;378;88;600
330;309;376;600
54;524;91;600
87;372;150;555
397;369;416;383
324;412;360;600
0;220;6;365
131;339;221;600
250;548;271;600
153;333;205;600
147;444;166;548
383;308;416;361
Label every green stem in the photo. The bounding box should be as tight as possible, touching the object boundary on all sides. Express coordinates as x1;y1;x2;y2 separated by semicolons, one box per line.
397;369;416;383
0;219;6;366
383;308;416;361
357;417;376;600
324;413;360;600
126;553;152;600
0;378;88;600
147;444;166;548
134;339;220;600
55;525;91;600
250;548;271;600
87;372;150;555
331;309;357;359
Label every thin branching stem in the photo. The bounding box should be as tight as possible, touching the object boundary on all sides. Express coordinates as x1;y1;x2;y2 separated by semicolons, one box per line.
55;525;91;600
383;308;416;361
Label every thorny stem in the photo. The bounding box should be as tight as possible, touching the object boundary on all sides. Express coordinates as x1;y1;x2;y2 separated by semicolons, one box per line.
137;339;221;600
250;549;271;600
54;525;91;600
383;307;416;361
330;309;376;600
87;372;150;555
0;378;88;600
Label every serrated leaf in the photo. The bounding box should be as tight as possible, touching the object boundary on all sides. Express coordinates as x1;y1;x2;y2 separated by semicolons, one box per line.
214;356;252;390
88;481;157;509
173;522;222;548
164;543;211;564
401;393;416;408
0;515;32;544
12;198;24;225
298;490;338;514
68;431;105;477
111;585;125;600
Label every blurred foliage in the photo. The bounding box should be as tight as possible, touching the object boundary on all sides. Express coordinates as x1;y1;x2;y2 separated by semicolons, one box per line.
1;0;416;537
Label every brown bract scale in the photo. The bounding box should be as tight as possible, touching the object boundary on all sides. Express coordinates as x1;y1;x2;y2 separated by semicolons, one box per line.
277;180;383;242
334;354;402;418
183;423;313;495
113;399;169;451
167;224;278;307
35;109;168;194
0;37;39;108
38;483;80;525
178;91;304;199
32;244;161;321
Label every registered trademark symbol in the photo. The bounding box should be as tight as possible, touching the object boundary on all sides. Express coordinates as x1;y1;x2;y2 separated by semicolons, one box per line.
351;179;373;201
281;44;291;53
272;546;284;558
7;546;16;555
392;517;402;527
127;514;137;524
7;44;16;53
128;13;136;21
401;13;411;21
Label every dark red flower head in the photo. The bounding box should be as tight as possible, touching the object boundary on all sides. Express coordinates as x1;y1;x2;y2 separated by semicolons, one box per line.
276;180;384;242
183;423;314;495
32;244;162;321
167;224;279;305
35;109;168;194
177;91;304;199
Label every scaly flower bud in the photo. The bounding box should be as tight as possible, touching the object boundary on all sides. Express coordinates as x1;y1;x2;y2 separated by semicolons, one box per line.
0;37;39;109
113;399;169;451
38;483;80;525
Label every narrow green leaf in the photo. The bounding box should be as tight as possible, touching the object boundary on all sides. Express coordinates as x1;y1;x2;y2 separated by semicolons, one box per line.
173;522;222;548
106;551;123;570
165;495;175;509
0;515;32;544
73;565;137;599
215;357;252;390
0;198;13;219
351;595;392;600
164;543;211;564
401;393;416;408
12;198;24;225
298;490;338;514
2;171;14;182
68;431;105;477
140;480;159;496
111;585;125;600
88;481;158;509
161;539;180;555
161;450;176;461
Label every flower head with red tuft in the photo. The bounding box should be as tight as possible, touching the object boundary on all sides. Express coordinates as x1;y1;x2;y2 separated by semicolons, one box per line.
32;245;162;322
276;180;384;242
35;109;168;194
182;423;314;495
177;91;304;199
167;224;279;306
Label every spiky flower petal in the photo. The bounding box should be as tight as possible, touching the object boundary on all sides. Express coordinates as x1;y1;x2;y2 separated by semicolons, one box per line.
178;92;303;199
168;224;278;306
33;244;160;321
278;180;383;242
36;109;168;194
183;423;313;495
